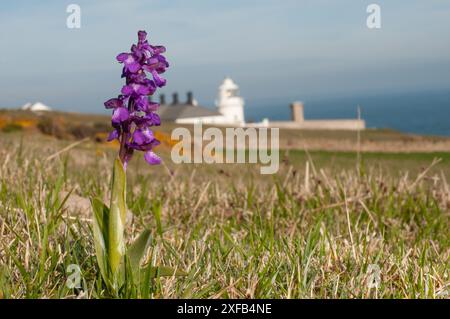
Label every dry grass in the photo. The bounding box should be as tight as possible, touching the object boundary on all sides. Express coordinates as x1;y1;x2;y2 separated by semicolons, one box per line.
0;131;449;298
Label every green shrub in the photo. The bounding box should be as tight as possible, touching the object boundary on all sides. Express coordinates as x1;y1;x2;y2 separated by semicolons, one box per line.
1;123;23;133
37;116;67;139
69;124;96;139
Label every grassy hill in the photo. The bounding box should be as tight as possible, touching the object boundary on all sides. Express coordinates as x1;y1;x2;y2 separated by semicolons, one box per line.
2;109;450;152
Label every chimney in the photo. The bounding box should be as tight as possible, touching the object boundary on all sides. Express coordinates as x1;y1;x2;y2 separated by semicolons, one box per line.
290;101;304;123
159;94;166;105
186;91;194;105
172;93;179;105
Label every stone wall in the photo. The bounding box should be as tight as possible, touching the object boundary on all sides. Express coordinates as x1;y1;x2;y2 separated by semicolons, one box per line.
269;119;365;130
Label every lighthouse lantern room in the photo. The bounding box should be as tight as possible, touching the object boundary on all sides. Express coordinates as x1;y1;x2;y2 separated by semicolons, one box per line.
216;77;245;125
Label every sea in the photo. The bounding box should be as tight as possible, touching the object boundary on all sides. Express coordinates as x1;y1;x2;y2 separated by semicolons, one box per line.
244;90;450;137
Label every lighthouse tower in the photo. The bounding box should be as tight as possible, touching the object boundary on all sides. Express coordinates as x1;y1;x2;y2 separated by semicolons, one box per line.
216;77;245;125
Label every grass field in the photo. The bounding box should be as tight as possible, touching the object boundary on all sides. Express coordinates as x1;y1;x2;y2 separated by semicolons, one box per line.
0;129;449;298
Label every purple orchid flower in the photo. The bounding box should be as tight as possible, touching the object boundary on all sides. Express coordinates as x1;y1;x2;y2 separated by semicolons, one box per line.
116;53;141;73
104;30;168;167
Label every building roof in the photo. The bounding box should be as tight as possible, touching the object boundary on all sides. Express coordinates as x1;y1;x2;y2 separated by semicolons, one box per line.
157;103;222;121
21;102;52;111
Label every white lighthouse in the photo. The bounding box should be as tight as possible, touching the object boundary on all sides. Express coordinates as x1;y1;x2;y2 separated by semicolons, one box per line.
216;77;245;125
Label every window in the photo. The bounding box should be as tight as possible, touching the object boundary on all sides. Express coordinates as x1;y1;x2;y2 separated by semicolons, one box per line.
227;89;239;97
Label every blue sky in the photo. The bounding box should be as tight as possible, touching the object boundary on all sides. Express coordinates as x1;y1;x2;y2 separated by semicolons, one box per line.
1;0;450;112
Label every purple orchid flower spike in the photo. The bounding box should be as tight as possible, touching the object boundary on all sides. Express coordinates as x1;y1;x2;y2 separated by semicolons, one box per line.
104;30;168;167
92;31;180;293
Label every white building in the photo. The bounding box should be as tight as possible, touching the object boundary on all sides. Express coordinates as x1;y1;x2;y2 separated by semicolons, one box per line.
157;77;364;130
21;102;52;112
157;77;246;126
216;77;245;125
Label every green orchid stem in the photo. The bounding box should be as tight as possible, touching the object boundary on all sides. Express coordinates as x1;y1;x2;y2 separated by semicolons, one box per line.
108;157;127;288
91;157;186;296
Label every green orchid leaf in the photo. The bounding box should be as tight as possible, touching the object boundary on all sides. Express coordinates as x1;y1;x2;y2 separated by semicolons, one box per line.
126;228;152;275
90;197;109;283
108;157;127;283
